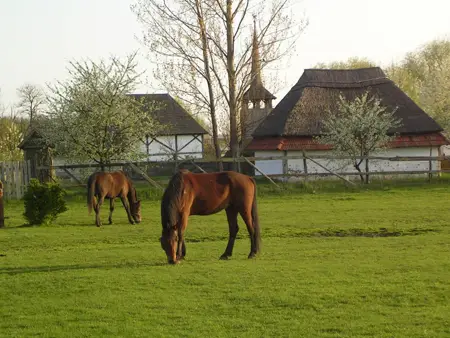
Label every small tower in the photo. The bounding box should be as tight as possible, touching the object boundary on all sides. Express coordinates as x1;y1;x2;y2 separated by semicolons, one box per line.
240;19;276;143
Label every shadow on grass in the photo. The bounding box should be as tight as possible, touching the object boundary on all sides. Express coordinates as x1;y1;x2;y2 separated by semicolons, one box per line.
1;221;140;229
0;261;169;275
0;223;38;230
293;227;440;238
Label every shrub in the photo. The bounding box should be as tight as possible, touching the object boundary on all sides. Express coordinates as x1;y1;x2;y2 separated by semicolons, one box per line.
23;179;68;225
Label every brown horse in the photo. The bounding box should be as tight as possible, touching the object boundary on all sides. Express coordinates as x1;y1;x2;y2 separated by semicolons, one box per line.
160;170;261;264
87;171;141;227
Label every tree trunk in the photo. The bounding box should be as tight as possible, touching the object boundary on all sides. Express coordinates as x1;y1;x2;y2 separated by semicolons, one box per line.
226;0;239;171
365;158;369;184
354;161;364;183
196;0;223;171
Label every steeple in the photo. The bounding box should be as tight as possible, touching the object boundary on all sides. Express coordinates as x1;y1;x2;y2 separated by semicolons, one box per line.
240;16;276;143
250;18;263;89
244;17;275;103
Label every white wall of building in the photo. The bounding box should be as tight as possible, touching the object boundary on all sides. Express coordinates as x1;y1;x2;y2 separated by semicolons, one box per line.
255;146;440;178
141;134;203;161
252;150;283;175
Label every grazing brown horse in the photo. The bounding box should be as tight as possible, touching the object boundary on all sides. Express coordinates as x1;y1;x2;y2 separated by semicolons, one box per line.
160;170;261;264
87;171;141;227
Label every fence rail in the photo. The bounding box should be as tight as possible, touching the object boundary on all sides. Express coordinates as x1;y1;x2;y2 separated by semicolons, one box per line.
38;154;450;170
33;154;448;185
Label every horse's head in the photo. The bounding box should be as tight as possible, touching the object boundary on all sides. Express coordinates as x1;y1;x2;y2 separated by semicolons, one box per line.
131;200;142;223
160;229;178;264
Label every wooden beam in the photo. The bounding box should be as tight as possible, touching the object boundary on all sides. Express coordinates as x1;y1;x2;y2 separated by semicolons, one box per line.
36;154;449;170
62;168;84;185
190;160;207;173
264;169;448;177
302;150;308;180
177;134;201;153
303;155;356;186
243;157;281;189
127;163;164;190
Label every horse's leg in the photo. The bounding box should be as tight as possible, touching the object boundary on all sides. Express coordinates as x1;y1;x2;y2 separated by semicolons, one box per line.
220;207;239;260
182;239;186;258
108;198;115;224
176;213;189;261
120;195;134;225
93;197;99;226
95;195;105;227
238;201;258;258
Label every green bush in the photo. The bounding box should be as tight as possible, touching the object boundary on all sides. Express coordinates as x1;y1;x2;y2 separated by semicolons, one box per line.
23;179;68;225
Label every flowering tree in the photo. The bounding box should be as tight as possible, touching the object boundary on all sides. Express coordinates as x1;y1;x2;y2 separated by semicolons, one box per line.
317;92;401;183
45;52;162;169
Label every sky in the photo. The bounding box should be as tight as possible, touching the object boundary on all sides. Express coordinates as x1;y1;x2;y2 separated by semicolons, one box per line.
0;0;449;108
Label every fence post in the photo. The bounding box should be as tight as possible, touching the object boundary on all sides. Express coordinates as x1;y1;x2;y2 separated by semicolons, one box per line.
428;147;432;182
365;158;369;184
302;151;308;181
0;180;4;228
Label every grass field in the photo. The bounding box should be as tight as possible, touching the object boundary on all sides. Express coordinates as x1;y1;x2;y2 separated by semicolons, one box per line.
1;179;450;337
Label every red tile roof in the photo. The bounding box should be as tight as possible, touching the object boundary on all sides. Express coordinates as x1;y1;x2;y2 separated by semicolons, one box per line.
246;133;449;151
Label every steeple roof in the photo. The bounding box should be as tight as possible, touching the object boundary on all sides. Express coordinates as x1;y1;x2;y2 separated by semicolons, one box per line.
243;20;276;102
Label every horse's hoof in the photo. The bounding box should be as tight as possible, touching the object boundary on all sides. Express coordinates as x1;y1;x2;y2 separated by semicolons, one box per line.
248;253;256;259
220;255;229;260
168;259;180;265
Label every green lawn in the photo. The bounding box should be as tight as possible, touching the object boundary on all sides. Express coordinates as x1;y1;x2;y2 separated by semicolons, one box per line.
1;180;450;337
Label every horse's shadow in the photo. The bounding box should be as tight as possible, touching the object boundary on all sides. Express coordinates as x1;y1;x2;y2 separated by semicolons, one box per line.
0;261;168;275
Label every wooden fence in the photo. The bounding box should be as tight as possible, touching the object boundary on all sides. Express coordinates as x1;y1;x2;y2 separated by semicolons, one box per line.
0;161;31;200
35;154;450;188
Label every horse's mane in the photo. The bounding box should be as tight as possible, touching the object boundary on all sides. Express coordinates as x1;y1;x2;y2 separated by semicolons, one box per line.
161;171;185;232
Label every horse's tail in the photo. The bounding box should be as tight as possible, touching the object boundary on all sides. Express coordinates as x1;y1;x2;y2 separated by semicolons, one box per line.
87;174;96;215
161;171;185;230
251;178;261;254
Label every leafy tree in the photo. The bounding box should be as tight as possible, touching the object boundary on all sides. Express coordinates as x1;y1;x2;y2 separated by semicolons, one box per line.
0;95;26;161
44;52;161;169
386;39;450;134
314;57;376;69
317;92;401;183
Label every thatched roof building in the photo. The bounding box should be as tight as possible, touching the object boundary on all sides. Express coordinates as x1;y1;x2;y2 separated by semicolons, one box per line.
128;93;208;136
247;67;448;151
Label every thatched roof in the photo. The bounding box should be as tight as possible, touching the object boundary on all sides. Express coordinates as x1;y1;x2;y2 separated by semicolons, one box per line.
129;93;208;136
252;67;443;137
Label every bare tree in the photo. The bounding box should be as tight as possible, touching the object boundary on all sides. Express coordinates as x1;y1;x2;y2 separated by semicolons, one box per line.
16;84;46;127
132;0;307;170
